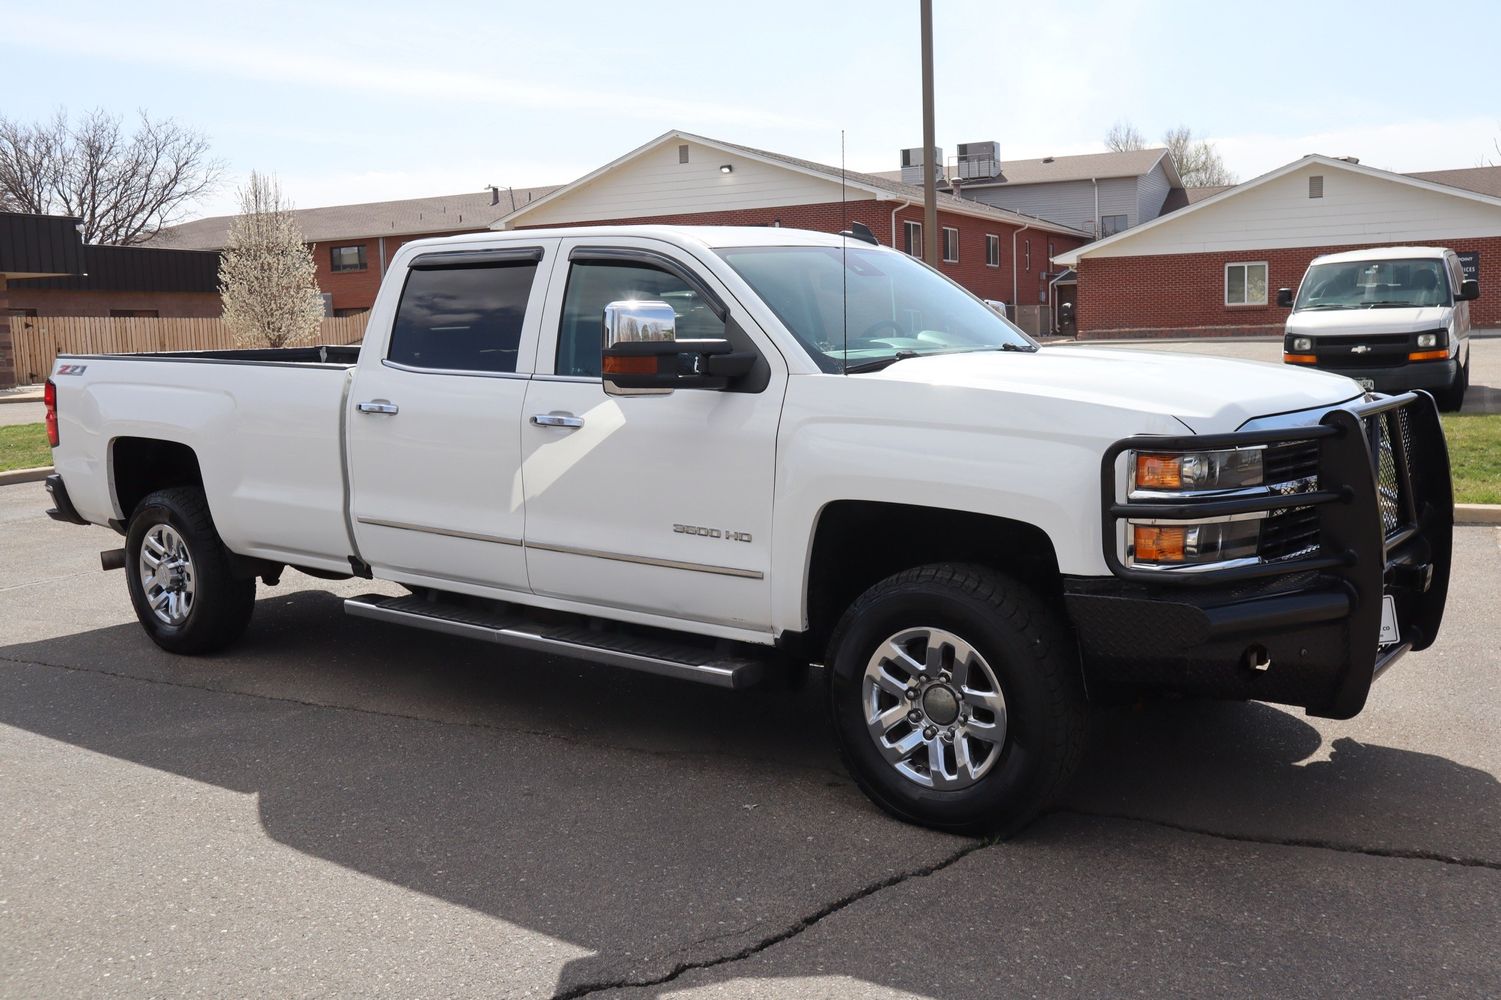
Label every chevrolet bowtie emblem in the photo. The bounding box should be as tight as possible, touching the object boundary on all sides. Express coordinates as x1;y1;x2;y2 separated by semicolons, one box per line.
1350;344;1372;354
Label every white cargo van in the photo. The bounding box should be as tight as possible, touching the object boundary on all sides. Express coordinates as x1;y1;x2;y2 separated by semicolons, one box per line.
1279;246;1477;410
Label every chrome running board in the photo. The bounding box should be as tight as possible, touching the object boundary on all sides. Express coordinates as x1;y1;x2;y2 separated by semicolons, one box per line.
344;594;765;690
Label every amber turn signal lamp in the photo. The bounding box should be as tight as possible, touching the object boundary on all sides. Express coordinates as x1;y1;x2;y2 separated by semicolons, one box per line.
1407;349;1448;362
1134;525;1186;562
1283;353;1317;364
1134;453;1182;489
602;355;659;375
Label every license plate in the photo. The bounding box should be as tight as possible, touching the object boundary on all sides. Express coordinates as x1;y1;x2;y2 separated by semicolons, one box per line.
1356;378;1375;391
1379;594;1401;646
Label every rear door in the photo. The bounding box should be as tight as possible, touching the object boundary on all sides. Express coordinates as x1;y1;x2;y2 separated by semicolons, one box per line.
519;238;786;633
347;240;558;594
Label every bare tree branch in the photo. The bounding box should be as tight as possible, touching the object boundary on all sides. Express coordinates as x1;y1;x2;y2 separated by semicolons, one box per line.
0;107;222;244
1161;125;1237;187
1104;120;1145;153
220;171;325;348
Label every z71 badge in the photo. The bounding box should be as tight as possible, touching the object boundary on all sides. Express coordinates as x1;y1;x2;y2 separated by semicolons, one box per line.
673;524;752;543
54;364;88;376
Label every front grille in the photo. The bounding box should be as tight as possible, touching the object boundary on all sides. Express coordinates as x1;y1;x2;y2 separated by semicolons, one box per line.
1367;407;1413;537
1313;332;1413;371
1259;506;1320;562
1263;441;1320;484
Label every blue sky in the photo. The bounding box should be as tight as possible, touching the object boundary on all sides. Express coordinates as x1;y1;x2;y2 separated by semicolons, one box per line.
4;0;1497;218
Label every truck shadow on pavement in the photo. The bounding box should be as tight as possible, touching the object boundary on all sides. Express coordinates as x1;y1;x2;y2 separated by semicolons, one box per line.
1;586;1497;998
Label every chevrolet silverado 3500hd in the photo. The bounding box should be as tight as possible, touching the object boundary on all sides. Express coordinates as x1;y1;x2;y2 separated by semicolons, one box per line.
42;225;1454;834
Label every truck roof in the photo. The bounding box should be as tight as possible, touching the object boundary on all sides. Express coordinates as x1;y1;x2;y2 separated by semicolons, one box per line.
1310;245;1452;265
403;225;872;254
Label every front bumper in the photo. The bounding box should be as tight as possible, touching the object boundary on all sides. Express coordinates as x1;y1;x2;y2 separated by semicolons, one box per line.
1068;392;1452;720
1309;359;1456;394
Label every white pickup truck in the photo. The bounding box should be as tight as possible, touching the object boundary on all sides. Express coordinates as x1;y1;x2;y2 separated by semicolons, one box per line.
42;225;1454;835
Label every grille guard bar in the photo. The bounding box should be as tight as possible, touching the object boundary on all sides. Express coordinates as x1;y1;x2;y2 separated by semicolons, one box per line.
1100;391;1453;719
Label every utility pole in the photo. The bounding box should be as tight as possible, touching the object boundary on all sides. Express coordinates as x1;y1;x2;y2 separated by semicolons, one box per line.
919;0;939;266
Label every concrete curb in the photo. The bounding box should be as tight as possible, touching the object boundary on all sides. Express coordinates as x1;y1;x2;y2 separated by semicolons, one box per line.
1455;503;1501;526
0;466;53;486
0;393;44;405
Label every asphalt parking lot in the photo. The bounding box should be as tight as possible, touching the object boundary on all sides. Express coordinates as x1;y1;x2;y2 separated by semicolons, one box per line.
1;480;1498;998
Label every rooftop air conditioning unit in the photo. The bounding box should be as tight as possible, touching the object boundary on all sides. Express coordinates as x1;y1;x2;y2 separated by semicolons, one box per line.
955;141;1001;180
900;147;945;186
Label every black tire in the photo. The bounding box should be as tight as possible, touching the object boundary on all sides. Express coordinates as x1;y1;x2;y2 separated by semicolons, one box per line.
1435;357;1468;412
826;563;1087;837
125;487;255;654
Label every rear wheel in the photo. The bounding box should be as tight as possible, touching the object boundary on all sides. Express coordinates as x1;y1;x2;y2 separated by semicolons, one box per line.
826;564;1087;837
125;487;255;654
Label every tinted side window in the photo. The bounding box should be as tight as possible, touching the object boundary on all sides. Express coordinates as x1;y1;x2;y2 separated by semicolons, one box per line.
557;260;725;378
389;262;538;373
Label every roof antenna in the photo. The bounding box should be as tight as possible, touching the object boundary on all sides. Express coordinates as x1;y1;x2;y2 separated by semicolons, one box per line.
841;129;848;375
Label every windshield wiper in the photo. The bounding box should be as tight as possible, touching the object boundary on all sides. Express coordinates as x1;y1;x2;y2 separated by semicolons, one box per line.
1362;300;1419;308
844;350;923;374
996;342;1038;352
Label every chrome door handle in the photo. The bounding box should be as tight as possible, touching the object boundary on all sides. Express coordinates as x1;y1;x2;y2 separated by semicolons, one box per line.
531;412;584;429
356;401;399;415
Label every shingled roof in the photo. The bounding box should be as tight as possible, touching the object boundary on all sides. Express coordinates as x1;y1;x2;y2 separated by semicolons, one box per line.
151;185;561;250
872;147;1178;188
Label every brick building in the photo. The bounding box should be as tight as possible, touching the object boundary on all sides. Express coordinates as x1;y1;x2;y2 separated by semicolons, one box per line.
156;187;559;314
498;131;1091;315
1053;155;1501;338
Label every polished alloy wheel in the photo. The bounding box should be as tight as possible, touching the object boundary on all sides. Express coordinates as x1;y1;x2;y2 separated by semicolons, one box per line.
139;523;196;626
862;626;1007;789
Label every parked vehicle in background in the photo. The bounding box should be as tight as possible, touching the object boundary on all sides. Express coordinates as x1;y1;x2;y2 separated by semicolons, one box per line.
1280;246;1477;410
42;226;1455;836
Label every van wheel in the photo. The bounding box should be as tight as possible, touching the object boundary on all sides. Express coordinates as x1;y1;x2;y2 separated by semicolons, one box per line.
826;564;1087;837
125;487;255;654
1435;358;1468;412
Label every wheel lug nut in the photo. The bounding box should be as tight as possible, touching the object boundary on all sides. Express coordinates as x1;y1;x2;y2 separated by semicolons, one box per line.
923;726;937;740
942;729;954;742
905;688;918;700
908;710;922;723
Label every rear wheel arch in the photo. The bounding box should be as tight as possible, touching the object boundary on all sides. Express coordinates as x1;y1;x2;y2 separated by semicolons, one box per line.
110;437;205;521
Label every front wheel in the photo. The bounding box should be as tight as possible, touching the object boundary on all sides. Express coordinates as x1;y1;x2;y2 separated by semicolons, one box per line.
1435;357;1468;412
826;564;1087;837
125;487;255;654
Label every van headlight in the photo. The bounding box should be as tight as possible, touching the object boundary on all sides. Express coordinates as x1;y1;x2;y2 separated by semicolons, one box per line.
1131;448;1263;494
1291;336;1313;353
1416;332;1440;348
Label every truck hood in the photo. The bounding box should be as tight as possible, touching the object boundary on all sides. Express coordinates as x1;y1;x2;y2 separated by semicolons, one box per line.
871;347;1362;433
1285;306;1451;337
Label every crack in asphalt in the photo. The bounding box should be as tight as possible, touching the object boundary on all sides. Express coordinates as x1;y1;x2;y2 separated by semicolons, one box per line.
0;652;848;782
549;839;991;1000
1053;807;1501;871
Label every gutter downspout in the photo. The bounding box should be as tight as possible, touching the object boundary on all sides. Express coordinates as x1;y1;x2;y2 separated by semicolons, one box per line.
1091;177;1100;239
1011;222;1031;321
889;199;912;250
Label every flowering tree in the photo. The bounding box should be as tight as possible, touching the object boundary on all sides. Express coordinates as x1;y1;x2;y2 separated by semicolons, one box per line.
219;172;325;348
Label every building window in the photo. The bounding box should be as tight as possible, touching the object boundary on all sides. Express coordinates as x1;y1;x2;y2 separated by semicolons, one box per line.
109;309;159;318
1100;214;1128;237
679;144;690;163
985;234;1000;268
1024;240;1032;272
1309;175;1324;199
1225;262;1269;306
903;220;923;257
941;227;959;263
330;245;368;272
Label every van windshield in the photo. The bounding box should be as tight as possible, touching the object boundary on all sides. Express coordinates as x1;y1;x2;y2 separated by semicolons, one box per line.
716;244;1036;373
1294;258;1452;311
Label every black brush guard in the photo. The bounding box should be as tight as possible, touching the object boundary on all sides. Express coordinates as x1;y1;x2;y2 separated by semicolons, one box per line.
1067;392;1453;720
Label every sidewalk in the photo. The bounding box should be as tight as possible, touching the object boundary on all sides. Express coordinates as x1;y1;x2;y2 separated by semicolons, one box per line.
0;384;45;405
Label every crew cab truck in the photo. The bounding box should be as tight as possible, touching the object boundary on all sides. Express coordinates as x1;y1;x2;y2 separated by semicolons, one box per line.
1279;246;1478;411
42;226;1454;835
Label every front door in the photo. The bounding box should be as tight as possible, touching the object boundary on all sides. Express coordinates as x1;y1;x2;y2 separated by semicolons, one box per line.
347;240;557;594
519;239;785;632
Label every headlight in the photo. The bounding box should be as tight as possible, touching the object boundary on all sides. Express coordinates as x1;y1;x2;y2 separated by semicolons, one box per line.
1291;336;1312;353
1416;332;1437;348
1132;448;1263;493
1131;519;1261;566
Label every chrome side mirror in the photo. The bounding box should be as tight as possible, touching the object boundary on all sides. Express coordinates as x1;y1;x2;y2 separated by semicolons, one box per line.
603;300;677;396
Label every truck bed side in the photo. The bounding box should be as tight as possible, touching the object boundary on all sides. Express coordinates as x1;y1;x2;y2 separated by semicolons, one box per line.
51;348;359;574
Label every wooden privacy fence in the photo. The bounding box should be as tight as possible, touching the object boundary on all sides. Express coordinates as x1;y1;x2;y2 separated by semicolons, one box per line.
11;313;370;384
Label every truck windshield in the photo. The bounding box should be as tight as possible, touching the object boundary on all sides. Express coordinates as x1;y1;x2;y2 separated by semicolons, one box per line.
716;245;1036;373
1294;258;1452;311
